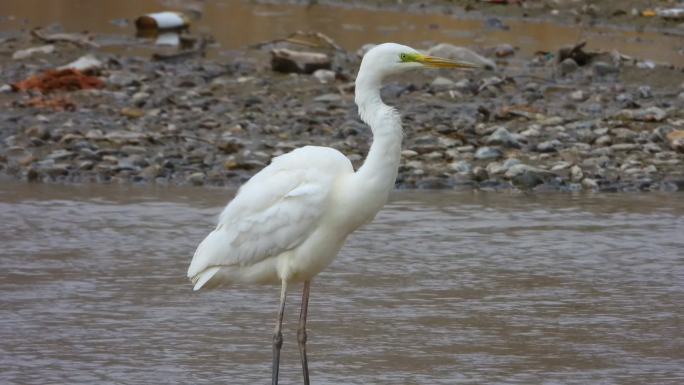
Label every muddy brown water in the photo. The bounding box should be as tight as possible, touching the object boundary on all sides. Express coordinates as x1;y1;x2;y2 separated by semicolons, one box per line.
1;181;683;384
1;0;683;66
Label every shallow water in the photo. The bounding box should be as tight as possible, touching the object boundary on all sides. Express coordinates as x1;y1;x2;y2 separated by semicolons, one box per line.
0;0;683;66
1;182;683;384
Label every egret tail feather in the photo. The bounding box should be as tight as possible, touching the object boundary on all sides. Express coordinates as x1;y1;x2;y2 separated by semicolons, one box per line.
192;266;221;291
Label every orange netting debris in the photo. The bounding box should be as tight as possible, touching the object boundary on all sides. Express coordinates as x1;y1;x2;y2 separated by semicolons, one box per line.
12;69;104;93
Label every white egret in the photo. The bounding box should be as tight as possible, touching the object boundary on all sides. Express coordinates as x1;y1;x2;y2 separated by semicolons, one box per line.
187;43;480;385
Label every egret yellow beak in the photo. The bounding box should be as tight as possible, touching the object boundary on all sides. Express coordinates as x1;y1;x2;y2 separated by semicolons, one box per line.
416;54;482;69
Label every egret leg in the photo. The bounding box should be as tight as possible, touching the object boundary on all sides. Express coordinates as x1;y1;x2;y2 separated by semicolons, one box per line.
298;280;312;385
272;279;288;385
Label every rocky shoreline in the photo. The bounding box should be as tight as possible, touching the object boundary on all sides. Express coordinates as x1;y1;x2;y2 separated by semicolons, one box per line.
1;7;684;192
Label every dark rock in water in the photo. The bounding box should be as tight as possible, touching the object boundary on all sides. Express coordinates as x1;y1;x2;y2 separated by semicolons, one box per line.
484;17;510;31
474;146;503;160
451;174;477;190
479;179;511;190
559;58;579;76
511;169;546;190
472;166;488;182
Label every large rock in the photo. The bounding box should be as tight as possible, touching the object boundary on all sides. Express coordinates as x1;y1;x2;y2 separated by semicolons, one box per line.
426;43;496;70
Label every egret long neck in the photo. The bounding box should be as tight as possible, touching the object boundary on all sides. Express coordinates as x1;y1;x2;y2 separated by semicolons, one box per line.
341;73;403;222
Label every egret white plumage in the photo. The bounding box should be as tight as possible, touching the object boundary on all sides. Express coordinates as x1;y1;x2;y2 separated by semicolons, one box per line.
187;42;480;384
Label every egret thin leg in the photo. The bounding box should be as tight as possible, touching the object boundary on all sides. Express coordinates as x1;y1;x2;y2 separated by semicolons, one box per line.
272;280;288;385
298;280;312;385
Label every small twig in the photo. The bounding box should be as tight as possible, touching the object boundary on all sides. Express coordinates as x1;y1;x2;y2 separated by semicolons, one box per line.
31;28;99;49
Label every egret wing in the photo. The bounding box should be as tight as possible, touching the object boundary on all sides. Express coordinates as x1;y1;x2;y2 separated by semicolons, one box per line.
187;146;352;284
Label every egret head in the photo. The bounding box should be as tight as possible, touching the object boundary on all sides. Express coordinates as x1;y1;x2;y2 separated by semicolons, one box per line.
358;43;481;81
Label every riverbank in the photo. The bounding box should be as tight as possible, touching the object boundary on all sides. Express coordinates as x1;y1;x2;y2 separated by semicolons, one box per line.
1;0;683;192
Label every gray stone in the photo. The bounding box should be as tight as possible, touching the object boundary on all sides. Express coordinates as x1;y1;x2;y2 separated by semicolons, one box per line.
637;85;653;99
582;178;599;190
474;147;503;160
570;165;583;182
521;125;541;138
47;150;75;161
506;164;553;190
650;126;674;142
536;139;561;152
485;126;520;148
188;172;205;186
611;128;637;143
593;61;619;77
313;69;336;84
615;107;667;122
611;143;638;151
449;160;472;174
486;161;506;175
570;90;588;101
559;58;579;76
472;166;488;181
314;93;342;103
595;135;612;146
430;76;456;92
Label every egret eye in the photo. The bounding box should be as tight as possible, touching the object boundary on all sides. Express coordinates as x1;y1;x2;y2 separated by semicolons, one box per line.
399;53;408;62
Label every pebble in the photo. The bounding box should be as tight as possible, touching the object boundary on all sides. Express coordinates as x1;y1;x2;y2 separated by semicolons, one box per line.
430;77;456;92
616;107;667;122
494;44;515;58
593;61;619;77
314;93;342;103
474;147;503;160
313;69;336;84
449;160;472;174
570;90;588;101
570;165;583;182
485;126;520;148
188;172;205;186
559;58;579;76
637;85;653;99
537;139;562;152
